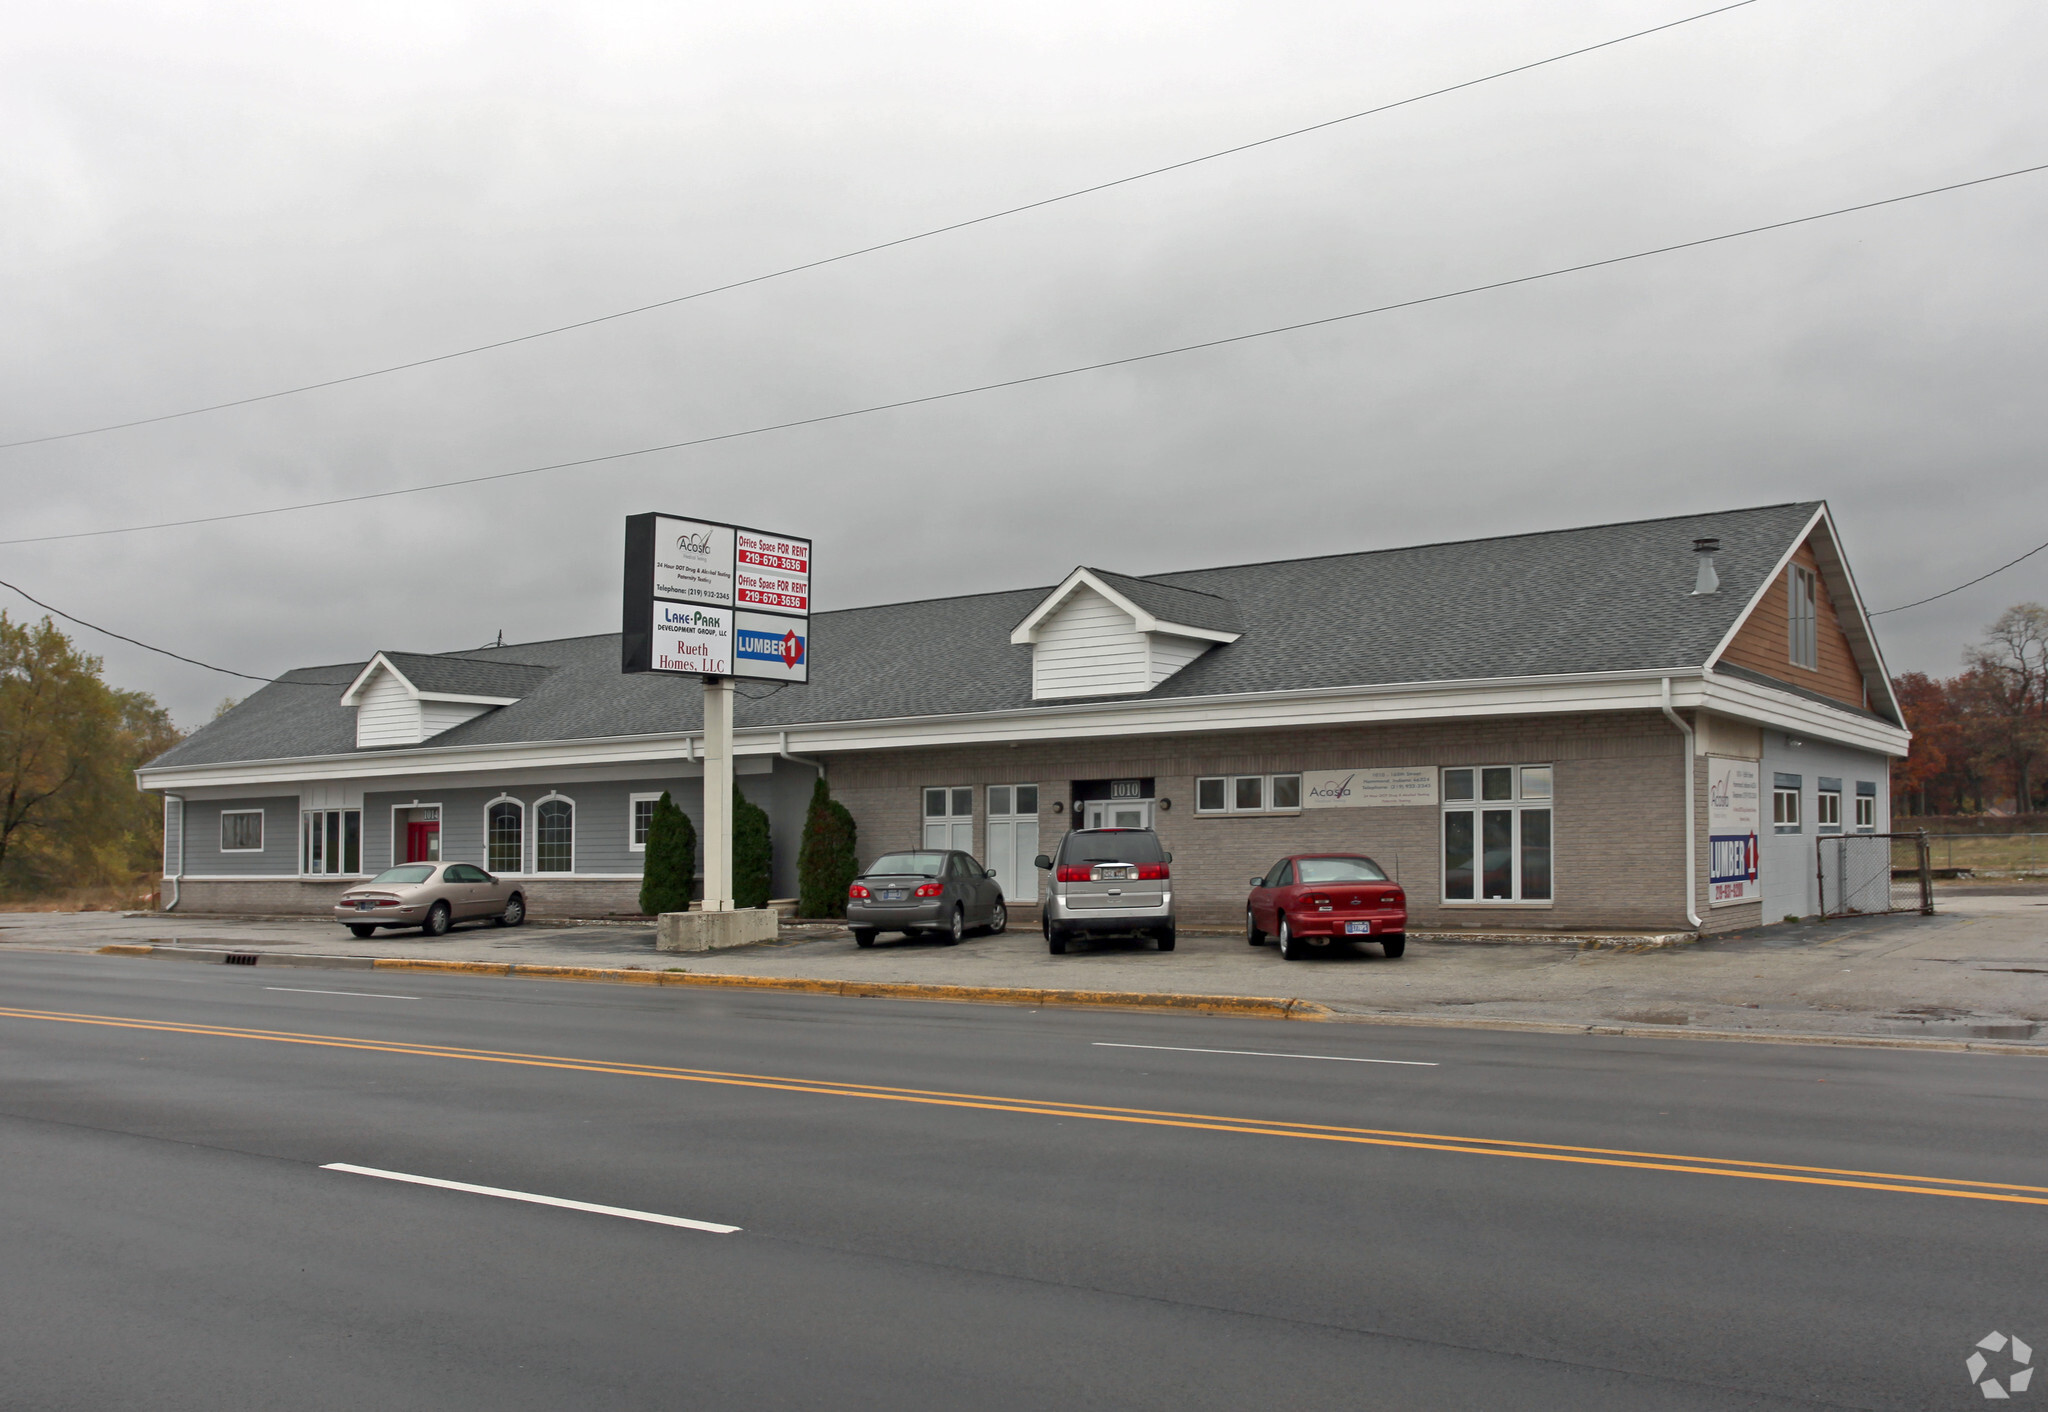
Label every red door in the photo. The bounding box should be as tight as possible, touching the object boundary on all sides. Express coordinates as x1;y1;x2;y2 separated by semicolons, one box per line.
405;821;440;864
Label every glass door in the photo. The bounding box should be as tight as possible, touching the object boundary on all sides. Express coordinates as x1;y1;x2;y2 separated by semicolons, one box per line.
922;787;973;851
1085;799;1151;830
985;785;1040;906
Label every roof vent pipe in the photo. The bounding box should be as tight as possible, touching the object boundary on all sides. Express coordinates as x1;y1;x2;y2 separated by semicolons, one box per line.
1691;537;1721;596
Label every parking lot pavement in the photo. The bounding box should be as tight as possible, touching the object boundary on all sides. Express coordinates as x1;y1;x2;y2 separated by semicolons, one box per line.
5;884;2045;1043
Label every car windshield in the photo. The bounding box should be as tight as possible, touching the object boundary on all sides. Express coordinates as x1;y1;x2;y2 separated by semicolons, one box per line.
370;865;436;885
1295;857;1389;883
1059;830;1166;865
865;853;947;877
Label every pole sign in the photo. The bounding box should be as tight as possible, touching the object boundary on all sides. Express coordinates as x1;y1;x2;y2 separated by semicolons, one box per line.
623;514;810;682
1706;756;1761;906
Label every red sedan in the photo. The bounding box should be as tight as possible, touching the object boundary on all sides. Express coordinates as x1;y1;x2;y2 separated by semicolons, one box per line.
1246;854;1407;961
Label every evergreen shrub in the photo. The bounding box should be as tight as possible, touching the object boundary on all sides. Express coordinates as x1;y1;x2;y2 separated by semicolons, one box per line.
733;785;773;909
637;791;697;916
795;777;858;918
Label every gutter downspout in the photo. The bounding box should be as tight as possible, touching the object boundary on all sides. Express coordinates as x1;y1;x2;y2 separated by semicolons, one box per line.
1659;679;1703;931
163;793;184;912
778;730;825;779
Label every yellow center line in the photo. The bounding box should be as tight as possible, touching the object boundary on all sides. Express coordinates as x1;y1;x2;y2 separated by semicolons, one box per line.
5;1004;2043;1207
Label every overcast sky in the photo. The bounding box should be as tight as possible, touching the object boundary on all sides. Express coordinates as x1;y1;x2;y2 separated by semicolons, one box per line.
4;0;2044;727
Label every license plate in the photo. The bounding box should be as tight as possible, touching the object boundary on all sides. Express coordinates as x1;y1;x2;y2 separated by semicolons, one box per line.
355;901;375;911
1345;920;1372;935
878;889;906;902
1095;867;1134;881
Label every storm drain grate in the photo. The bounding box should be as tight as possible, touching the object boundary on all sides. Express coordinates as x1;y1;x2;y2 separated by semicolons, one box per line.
223;953;261;966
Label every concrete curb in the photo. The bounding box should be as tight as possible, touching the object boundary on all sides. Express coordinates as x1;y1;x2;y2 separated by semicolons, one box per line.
86;945;2048;1056
95;946;1328;1020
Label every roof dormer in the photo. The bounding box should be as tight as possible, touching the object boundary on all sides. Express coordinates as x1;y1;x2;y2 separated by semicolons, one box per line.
339;651;550;749
1010;568;1242;700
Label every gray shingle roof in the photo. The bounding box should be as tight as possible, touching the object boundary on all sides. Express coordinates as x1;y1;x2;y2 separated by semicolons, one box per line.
148;502;1857;771
370;651;554;700
1072;569;1245;635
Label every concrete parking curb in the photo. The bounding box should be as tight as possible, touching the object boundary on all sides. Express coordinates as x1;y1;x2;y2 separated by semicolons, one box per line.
1319;1009;2048;1056
96;945;1329;1020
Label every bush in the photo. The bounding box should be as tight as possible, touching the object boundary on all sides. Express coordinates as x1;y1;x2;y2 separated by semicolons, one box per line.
796;777;858;918
637;791;697;915
733;784;773;909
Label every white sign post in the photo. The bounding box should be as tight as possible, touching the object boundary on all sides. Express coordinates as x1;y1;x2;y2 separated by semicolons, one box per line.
623;514;811;916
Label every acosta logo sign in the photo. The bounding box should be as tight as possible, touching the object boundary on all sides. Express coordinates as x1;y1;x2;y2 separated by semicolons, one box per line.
673;530;718;557
737;627;805;670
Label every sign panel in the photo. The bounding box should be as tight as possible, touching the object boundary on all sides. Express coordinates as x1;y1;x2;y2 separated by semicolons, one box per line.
1301;767;1439;809
1707;755;1762;906
624;513;811;681
652;517;736;606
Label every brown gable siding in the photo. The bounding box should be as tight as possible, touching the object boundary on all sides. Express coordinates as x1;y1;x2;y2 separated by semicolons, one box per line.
1718;539;1866;708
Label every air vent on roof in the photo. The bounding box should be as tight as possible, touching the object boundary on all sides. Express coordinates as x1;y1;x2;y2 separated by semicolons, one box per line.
1691;537;1721;596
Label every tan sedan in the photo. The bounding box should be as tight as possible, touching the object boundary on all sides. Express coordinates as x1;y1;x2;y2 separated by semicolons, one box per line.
334;863;526;938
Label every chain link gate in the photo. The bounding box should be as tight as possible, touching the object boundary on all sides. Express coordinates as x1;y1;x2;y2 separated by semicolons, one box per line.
1816;832;1933;918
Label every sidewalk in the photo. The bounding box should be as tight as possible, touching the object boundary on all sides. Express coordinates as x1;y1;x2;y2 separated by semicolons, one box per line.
9;885;2046;1047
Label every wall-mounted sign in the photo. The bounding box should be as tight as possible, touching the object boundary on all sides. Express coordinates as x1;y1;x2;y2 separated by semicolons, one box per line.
1707;755;1761;906
623;514;810;682
1301;767;1438;809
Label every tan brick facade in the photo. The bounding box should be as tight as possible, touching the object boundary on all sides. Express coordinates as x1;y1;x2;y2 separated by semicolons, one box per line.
822;710;1740;932
172;877;642;919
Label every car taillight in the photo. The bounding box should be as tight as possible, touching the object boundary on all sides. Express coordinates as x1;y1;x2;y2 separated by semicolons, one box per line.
914;882;944;897
1306;892;1333;910
848;883;870;899
1056;866;1092;882
1134;863;1169;880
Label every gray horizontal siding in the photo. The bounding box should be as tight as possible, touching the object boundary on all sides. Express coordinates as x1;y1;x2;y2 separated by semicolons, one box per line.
181;796;301;876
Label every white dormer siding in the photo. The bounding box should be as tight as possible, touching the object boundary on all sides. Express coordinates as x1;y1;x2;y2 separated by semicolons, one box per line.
1031;586;1153;699
1148;634;1211;687
354;668;424;748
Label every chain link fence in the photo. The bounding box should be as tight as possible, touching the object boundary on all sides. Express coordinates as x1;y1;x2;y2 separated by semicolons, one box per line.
1817;832;1932;918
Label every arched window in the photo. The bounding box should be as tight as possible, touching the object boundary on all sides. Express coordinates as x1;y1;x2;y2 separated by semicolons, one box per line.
535;796;575;873
486;799;524;874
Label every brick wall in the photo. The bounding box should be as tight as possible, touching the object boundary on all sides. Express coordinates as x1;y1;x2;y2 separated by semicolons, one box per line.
170;877;643;919
822;711;1710;931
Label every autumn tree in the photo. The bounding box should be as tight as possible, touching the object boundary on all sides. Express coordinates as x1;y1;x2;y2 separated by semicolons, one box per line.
1965;604;2048;811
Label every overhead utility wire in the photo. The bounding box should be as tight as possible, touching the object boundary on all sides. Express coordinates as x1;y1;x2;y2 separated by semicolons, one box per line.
0;1;1760;452
1869;535;2048;615
4;159;2043;552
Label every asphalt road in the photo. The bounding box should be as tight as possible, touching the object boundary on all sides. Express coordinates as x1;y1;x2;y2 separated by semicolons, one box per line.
2;951;2043;1410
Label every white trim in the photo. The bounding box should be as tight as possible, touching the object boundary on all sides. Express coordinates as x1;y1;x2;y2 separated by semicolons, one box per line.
1440;762;1556;905
218;808;265;853
388;801;443;868
532;792;576;875
628;792;665;853
1009;568;1241;645
339;653;521;708
484;795;526;876
1194;774;1301;815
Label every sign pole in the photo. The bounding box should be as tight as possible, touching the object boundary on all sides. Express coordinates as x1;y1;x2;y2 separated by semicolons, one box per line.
701;675;735;912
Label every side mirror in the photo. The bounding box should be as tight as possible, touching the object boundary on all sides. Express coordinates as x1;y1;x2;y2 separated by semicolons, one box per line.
985;868;998;879
1033;854;1052;870
1250;877;1264;888
1163;851;1172;863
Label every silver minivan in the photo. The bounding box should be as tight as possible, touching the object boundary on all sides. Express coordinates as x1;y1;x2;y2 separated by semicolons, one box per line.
1034;827;1175;953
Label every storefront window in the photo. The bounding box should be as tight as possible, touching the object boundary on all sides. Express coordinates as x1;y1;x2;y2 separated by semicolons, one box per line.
488;800;524;872
302;809;362;875
535;797;574;873
1196;775;1301;815
1442;765;1551;903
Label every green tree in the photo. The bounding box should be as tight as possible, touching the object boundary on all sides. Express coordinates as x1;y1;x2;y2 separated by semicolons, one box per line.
733;784;773;909
637;791;697;915
796;776;858;918
0;614;183;897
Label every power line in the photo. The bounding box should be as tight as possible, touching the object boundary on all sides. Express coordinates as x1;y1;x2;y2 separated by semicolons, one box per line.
4;159;2043;550
1869;535;2048;615
0;573;346;684
0;1;1761;453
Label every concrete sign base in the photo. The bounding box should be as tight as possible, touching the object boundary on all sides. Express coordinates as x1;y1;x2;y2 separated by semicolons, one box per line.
656;909;780;953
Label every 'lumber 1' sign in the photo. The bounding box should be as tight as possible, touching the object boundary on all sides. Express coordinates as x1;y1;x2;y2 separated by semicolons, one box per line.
622;514;811;682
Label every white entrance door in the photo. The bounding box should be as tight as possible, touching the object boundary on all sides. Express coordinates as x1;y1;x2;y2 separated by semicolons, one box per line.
985;784;1041;906
1085;799;1152;830
922;786;973;852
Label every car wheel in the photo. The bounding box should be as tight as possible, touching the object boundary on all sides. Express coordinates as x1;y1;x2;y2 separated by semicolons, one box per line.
1277;916;1301;961
987;900;1007;935
1380;932;1406;959
1047;926;1068;955
946;907;965;945
348;924;377;939
422;901;452;937
1156;926;1176;952
495;893;525;927
851;928;877;948
1245;909;1264;946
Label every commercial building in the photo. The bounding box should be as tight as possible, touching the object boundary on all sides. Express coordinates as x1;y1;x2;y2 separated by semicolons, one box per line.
139;502;1907;932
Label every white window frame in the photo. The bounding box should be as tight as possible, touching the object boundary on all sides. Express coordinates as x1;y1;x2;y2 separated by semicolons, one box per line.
1194;774;1302;815
219;809;264;853
1440;764;1554;906
923;785;974;851
301;808;364;876
1788;564;1819;670
1816;790;1842;833
1854;794;1876;831
388;801;444;868
1772;787;1802;834
532;792;576;875
484;796;526;875
628;792;666;853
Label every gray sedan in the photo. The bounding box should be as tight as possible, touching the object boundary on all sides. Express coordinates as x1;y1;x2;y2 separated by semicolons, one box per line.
846;850;1006;947
334;863;526;938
